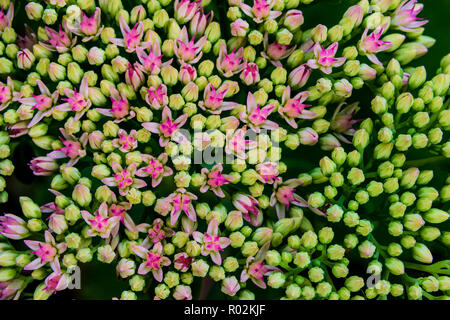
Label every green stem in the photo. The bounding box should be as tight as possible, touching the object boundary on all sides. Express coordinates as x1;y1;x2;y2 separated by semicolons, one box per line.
404;156;446;167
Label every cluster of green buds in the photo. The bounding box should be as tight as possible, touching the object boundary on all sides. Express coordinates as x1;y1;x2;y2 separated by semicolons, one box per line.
0;0;448;301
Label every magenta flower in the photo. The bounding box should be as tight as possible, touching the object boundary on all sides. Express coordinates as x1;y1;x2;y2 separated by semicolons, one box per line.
125;62;145;90
198;83;237;114
256;162;280;184
193;218;231;265
307;42;346;74
68;7;103;41
232;193;262;226
142;106;188;147
279;86;316;129
330;102;361;143
6;121;29;138
200;164;233;198
179;63;197;84
136;42;172;75
28;156;59;176
174;0;202;24
0;3;13;32
167;188;198;225
110;16;148;53
240;62;260;85
262;33;297;67
240;0;281;23
225;126;257;160
0;213;29;240
81;202;121;239
145;84;169;110
97;86;135;122
174;26;206;64
135;153;173;188
392;0;428;32
0;77;18;111
358;23;392;65
130;242;171;282
55;76;91;121
19;80;59;128
216;43;245;77
43;259;70;294
23;230;67;270
40;22;77;53
102;162;147;196
240;242;279;289
111;129;138;153
240;92;278;133
47;128;88;167
270;178;307;219
174;252;193;272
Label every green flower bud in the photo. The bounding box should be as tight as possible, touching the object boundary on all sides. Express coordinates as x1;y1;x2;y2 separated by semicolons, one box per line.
20;196;41;218
223;257;239;273
301;230;318;249
345;276;364;292
412;243;433;264
358;240;376;259
420;226;441;242
308;192;325;208
327;244;345;261
347;168;365;185
268;272;286;289
424;208;449;224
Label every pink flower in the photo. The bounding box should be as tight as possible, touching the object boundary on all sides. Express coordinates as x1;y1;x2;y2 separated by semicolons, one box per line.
240;242;279;289
108;202;136;234
130;242;171;282
43;259;70;294
270;178;309;219
81;202;122;238
216;43;245;77
343;5;363;27
40;22;77;53
28;156;59;176
6;121;29;138
142;106;188;147
135;153;173;188
110;16;148;53
55;76;91;121
240;62;260;86
230;18;249;37
174;26;206;64
262;33;296;67
23;231;67;270
283;9;304;31
174;252;193;272
136;42;172;75
222;276;240;296
256;162;280;184
307;42;346;74
330;102;361;143
173;285;192;300
125;62;145;90
167;188;198;225
0;278;27;300
0;3;13;32
279;86;316;129
174;0;202;24
198;83;237;114
47;128;88;167
19;80;59;128
112;129;138;153
193;218;231;265
232;193;262;226
240;92;278;133
0;77;18;111
225;126;257;160
392;0;428;32
200;164;233;198
288;64;311;89
102;162;147;196
179;63;197;84
68;7;103;41
140;218;175;247
97;86;135;122
240;0;281;23
0;214;29;240
190;8;213;36
358;23;392;65
145;84;169;110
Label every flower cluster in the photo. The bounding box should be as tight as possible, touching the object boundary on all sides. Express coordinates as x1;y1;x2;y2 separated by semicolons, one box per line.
0;0;449;301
